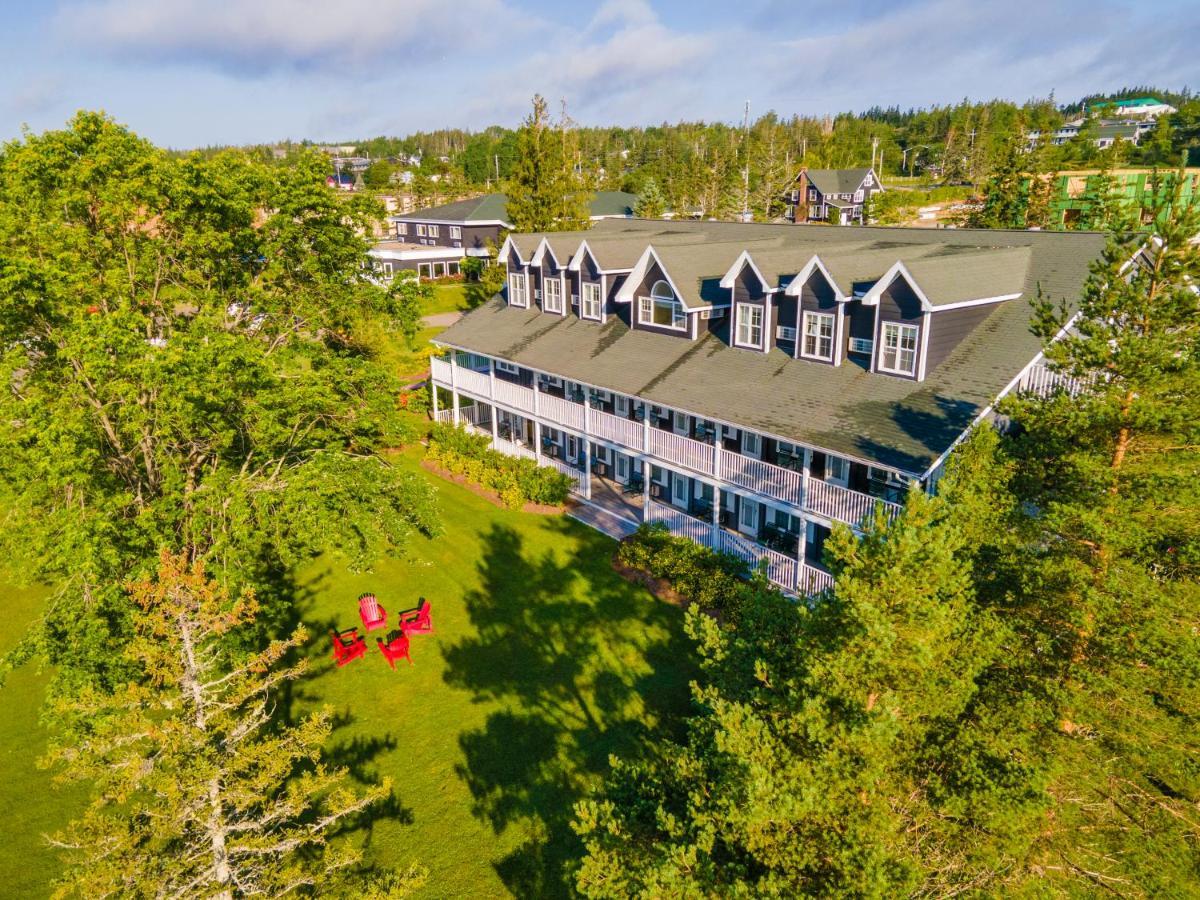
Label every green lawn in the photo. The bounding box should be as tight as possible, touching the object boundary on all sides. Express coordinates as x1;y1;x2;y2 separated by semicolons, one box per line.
0;450;696;898
423;283;471;317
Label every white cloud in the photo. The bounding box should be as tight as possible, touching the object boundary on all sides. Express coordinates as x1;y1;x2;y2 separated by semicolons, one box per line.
56;0;534;74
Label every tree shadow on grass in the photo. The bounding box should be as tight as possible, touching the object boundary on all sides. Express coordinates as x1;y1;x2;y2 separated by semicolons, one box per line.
443;518;697;897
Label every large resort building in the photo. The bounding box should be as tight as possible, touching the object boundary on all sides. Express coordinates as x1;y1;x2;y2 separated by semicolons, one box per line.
429;218;1104;596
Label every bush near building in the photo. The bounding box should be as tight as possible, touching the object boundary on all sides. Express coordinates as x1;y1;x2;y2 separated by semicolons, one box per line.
426;423;571;508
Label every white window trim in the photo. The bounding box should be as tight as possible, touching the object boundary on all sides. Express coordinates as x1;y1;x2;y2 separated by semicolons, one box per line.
734;302;764;349
878;322;920;376
396;222;408;236
801;310;835;361
508;272;528;308
495;360;520;375
581;281;602;320
427;224;440;238
543;277;563;314
637;295;687;331
416;224;427;237
449;225;462;239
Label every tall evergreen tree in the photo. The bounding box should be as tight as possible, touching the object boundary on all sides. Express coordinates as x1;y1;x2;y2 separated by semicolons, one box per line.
633;177;666;218
46;552;424;898
574;463;1033;897
997;177;1200;891
505;95;592;232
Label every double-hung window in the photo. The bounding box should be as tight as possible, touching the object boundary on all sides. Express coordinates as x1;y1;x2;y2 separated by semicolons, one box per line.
802;311;835;360
508;272;528;307
416;224;427;237
879;322;919;376
638;281;686;331
543;276;563;313
396;222;408;236
427;224;440;238
449;225;462;239
735;303;764;348
581;282;602;320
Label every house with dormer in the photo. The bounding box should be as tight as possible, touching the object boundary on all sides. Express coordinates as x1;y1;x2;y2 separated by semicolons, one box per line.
427;218;1102;596
785;167;884;225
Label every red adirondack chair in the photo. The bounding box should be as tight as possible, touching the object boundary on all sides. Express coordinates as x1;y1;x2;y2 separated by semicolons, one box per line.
358;592;387;632
399;598;433;637
331;628;367;667
377;632;413;669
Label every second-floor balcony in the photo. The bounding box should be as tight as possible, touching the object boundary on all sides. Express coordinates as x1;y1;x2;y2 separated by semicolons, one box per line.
430;355;903;529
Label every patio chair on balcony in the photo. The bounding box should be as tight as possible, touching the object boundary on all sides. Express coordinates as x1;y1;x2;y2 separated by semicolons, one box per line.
399;599;433;636
358;593;387;632
377;631;413;669
623;474;645;496
331;628;368;667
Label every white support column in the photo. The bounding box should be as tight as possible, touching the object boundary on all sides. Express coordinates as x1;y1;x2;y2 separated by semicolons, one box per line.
489;357;497;397
642;458;651;519
534;419;542;460
449;352;461;425
430;377;440;418
642;407;651;453
795;518;809;595
490;404;499;449
712;483;721;547
801;446;812;510
584;439;592;500
714;443;722;480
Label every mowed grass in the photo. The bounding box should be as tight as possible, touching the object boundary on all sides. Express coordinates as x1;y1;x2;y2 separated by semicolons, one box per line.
423;283;472;317
0;449;697;898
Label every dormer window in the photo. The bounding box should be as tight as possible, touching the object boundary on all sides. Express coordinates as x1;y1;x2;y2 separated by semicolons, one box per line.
734;303;763;349
801;311;835;360
508;272;528;307
581;282;602;320
638;281;686;331
543;277;564;313
879;322;919;376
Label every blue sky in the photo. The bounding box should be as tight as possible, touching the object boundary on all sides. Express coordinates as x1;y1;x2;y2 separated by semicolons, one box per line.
2;0;1197;148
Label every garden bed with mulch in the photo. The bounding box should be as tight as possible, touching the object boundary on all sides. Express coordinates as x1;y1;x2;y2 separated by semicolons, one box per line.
420;458;564;515
609;545;721;621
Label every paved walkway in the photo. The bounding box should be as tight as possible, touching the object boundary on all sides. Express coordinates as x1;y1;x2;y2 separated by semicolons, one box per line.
421;311;464;328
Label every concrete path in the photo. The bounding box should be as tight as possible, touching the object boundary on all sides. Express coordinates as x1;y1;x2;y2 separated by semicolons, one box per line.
421;311;463;328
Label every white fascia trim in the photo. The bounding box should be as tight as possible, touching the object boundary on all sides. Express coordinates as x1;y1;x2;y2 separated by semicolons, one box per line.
931;292;1022;311
614;245;688;307
529;237;562;269
568;241;601;274
431;337;927;481
497;235;526;266
860;262;930;309
783;255;847;302
917;310;932;381
719;250;770;290
370;247;464;261
918;310;1082;482
387;216;511;228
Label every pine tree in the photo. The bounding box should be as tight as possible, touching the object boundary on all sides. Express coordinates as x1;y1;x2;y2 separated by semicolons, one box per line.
997;176;1200;892
574;472;1030;897
505;95;592;232
1076;148;1136;232
633;176;666;218
45;552;424;899
966;132;1029;228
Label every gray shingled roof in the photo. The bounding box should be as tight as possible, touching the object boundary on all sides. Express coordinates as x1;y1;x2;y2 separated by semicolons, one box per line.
805;168;874;195
396;191;639;226
439;220;1104;475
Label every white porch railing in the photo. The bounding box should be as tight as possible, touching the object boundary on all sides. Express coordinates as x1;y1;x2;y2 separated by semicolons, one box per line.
723;453;804;505
806;478;900;526
591;407;644;448
494;378;536;413
799;563;834;595
493;436;537;460
430;358;898;529
430;356;451;383
541;456;584;493
434;407;454;422
538;392;586;431
1018;362;1090;399
650;428;714;475
645;500;817;596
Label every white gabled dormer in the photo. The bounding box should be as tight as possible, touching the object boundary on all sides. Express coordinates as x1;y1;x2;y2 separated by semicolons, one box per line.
720;251;773;354
783;254;848;365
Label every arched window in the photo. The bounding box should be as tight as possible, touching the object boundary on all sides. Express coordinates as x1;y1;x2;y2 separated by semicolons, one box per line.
639;279;686;330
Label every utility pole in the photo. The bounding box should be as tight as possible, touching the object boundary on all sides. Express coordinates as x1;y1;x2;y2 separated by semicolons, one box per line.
871;135;879;172
801;137;807;160
494;154;500;183
741;100;751;221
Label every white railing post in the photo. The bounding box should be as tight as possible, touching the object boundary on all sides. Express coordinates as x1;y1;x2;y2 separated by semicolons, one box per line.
584;438;592;500
449;353;461;425
712;484;721;546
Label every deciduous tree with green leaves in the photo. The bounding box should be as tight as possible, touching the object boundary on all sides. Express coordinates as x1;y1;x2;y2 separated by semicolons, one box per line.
0;113;438;692
45;551;425;899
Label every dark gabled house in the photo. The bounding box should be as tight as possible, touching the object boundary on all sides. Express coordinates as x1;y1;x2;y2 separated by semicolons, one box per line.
371;191;638;280
786;167;883;225
428;218;1104;596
